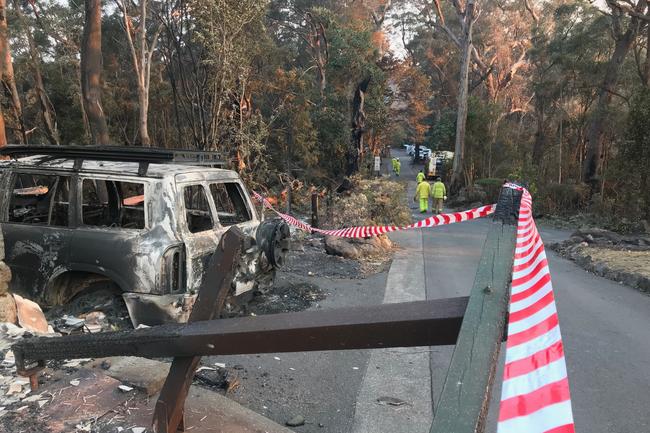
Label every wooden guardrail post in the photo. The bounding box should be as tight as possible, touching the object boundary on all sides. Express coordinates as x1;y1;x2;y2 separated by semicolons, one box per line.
152;227;244;433
429;185;522;433
311;192;319;228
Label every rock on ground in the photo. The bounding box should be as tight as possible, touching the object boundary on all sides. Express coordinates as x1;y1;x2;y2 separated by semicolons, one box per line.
325;236;361;259
0;255;17;324
0;294;17;324
0;261;11;295
286;415;306;427
324;235;393;260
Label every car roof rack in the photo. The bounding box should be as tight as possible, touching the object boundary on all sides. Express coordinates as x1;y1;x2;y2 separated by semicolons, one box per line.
0;145;225;176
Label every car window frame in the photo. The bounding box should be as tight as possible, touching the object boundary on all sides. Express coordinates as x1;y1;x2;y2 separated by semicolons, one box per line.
77;175;149;231
2;169;74;228
180;182;217;235
208;181;254;227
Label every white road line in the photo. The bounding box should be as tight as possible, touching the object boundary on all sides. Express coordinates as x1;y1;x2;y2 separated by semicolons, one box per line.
351;225;433;433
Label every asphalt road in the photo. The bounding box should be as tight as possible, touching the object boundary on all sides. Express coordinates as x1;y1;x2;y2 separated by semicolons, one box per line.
395;148;650;433
207;271;388;433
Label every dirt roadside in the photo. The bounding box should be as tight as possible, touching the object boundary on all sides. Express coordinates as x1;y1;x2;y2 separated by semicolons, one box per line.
551;228;650;294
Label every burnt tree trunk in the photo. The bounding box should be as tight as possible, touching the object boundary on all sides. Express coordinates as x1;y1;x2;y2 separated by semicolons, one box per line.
305;13;328;99
81;0;110;145
645;14;650;87
14;0;60;145
0;0;7;147
118;0;162;147
583;28;636;191
532;96;545;164
348;77;371;176
0;110;5;147
450;0;475;194
0;0;25;144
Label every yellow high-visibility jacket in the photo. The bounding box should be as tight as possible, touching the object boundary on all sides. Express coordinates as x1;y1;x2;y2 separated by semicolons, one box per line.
431;181;446;199
416;172;425;183
415;181;431;199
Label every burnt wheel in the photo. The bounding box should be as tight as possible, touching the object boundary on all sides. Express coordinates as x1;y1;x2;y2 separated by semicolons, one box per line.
256;218;290;268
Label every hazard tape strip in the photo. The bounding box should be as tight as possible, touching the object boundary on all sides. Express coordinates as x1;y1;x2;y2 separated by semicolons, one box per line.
498;185;576;433
251;191;495;238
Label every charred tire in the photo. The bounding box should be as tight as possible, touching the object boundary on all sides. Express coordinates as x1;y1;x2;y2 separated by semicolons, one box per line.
256;218;290;268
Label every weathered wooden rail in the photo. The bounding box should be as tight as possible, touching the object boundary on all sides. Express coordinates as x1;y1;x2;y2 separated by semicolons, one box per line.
13;185;521;433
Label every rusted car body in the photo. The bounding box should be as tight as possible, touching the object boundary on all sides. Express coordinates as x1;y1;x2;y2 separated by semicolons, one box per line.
0;147;288;326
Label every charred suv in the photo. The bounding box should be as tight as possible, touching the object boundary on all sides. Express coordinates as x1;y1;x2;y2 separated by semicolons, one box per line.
0;146;289;326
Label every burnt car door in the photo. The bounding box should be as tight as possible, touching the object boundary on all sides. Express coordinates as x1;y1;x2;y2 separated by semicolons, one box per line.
68;176;150;294
179;182;220;292
0;171;73;300
207;180;260;295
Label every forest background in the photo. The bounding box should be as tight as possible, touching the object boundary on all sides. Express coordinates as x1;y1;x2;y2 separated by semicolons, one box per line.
0;0;649;225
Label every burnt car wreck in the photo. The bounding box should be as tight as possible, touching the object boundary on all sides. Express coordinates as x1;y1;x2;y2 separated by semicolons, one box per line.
0;145;290;327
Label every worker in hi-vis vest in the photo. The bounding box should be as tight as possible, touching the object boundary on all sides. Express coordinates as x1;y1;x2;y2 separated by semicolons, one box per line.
431;176;447;214
416;170;425;183
413;179;431;213
395;158;401;176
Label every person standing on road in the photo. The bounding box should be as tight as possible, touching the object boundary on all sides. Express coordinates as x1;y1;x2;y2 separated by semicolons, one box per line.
431;176;446;214
413;179;431;213
395;158;401;177
391;157;397;175
416;170;425;183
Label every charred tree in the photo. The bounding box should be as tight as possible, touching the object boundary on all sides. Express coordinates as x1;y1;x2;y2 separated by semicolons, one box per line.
117;0;163;147
583;1;648;191
81;0;110;145
450;0;475;194
13;0;60;145
0;0;7;147
304;12;328;98
0;0;25;144
532;97;545;164
348;76;371;176
0;109;5;147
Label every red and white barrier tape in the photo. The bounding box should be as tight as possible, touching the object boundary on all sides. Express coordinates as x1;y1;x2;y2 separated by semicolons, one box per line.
251;191;495;238
498;186;576;433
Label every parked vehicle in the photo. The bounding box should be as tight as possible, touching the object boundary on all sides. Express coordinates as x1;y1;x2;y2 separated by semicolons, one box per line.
418;147;432;159
0;146;290;326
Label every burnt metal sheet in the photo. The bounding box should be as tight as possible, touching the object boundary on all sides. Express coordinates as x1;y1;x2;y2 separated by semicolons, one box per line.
12;296;468;365
122;292;197;328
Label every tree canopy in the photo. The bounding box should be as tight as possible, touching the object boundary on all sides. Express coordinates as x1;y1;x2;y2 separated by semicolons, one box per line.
0;0;648;220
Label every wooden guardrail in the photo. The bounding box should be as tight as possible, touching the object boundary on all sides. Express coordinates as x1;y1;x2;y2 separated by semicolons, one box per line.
430;186;520;433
